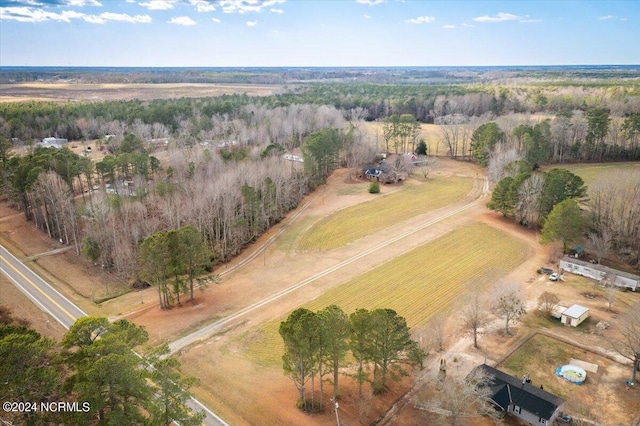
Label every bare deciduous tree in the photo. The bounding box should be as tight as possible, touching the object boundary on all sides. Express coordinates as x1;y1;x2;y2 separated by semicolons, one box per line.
609;302;640;383
461;288;489;349
588;231;612;264
493;282;526;335
427;368;501;426
537;291;560;318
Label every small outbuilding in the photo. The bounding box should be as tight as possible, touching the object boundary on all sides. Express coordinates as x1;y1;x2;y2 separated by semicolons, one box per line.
560;304;589;327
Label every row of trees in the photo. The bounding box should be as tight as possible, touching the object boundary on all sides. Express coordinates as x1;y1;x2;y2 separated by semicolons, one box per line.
279;306;424;413
473;110;640;170
487;168;587;228
0;308;202;425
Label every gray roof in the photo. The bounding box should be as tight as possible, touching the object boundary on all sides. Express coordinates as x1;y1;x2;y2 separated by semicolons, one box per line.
470;364;565;420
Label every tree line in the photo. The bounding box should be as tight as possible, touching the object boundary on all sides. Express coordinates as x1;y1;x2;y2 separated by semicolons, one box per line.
0;307;202;426
279;306;424;413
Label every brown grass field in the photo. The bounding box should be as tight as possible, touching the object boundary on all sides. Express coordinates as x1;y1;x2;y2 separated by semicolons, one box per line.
0;82;278;103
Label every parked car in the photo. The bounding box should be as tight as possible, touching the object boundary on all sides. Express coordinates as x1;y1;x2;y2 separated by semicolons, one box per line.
550;273;559;281
541;267;553;275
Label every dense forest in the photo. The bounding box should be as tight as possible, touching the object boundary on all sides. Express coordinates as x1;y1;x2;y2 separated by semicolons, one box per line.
1;67;639;282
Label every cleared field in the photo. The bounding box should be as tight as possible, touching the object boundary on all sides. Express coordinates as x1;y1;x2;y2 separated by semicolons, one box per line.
361;121;443;155
0;83;276;103
541;162;640;187
297;176;473;251
246;223;530;366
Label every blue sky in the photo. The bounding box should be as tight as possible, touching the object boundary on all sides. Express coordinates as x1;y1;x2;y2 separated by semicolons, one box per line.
0;0;638;67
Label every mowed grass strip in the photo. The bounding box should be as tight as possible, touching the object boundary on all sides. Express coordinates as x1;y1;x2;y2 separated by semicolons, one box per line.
298;176;472;251
245;223;529;366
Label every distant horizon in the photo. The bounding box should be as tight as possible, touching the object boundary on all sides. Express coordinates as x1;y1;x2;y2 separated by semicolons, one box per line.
2;64;639;70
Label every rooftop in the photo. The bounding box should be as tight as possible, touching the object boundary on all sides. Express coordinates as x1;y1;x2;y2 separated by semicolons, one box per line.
562;304;589;319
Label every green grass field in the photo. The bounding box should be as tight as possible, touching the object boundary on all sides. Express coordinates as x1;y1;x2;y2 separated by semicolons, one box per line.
245;223;530;366
297;176;473;251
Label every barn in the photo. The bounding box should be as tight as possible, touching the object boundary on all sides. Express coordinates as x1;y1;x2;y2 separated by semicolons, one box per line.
559;256;639;291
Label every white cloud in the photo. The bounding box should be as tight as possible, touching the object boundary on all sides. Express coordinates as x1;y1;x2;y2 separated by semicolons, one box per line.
0;6;151;23
473;12;541;23
139;0;176;10
461;22;472;27
442;24;455;29
598;14;614;20
220;0;285;14
66;0;103;6
189;0;217;12
212;17;221;23
620;17;628;21
168;15;196;25
246;19;257;26
356;0;385;4
406;15;435;24
270;8;283;13
473;12;519;23
101;12;151;23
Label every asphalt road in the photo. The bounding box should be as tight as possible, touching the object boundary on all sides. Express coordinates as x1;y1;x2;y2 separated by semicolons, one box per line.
0;244;228;426
0;244;86;329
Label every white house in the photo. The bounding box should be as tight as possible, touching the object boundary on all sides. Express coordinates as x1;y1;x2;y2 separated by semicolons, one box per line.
560;304;589;327
559;256;639;291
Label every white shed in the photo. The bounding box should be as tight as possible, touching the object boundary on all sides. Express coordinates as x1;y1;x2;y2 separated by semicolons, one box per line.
561;304;589;327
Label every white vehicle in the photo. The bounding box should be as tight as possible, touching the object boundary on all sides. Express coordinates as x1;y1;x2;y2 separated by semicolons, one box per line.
550;273;559;281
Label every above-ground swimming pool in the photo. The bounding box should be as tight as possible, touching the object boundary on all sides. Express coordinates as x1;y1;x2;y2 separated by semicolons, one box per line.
556;365;587;384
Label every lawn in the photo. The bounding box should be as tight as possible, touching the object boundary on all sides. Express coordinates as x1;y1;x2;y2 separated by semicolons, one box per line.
246;223;530;366
297;176;473;251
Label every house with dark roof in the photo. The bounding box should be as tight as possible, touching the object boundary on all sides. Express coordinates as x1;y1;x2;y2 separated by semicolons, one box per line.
470;364;565;426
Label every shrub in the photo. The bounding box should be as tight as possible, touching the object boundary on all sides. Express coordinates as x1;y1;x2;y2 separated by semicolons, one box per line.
369;180;380;194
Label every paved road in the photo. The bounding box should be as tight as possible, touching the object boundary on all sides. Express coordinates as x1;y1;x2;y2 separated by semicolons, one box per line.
0;244;228;426
169;178;489;355
0;245;86;329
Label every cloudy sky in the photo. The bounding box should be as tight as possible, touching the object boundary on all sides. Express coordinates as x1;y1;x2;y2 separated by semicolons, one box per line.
0;0;638;67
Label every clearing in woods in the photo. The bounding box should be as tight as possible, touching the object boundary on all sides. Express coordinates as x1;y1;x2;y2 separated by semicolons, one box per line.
298;176;473;251
541;161;640;187
245;223;530;367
